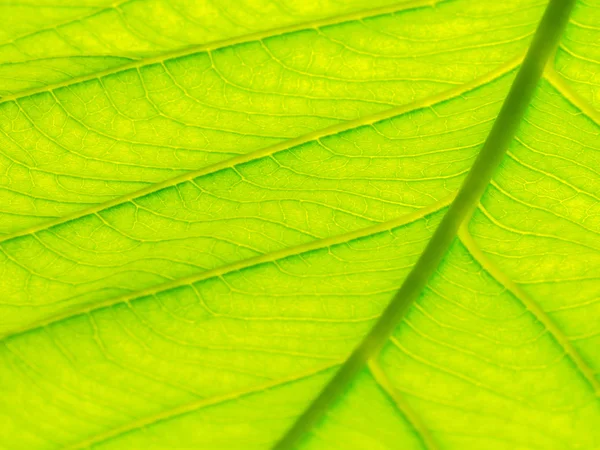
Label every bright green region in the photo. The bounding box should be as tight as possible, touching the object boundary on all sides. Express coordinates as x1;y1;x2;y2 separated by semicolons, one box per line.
0;72;513;334
0;0;407;96
0;0;542;235
556;0;600;109
0;0;599;450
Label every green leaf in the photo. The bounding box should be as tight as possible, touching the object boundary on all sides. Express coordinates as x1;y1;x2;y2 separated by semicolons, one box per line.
1;0;599;449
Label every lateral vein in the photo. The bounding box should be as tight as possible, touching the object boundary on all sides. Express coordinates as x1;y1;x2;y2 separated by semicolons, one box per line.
0;55;520;245
0;195;453;342
62;361;341;450
0;0;442;105
368;360;440;450
544;67;600;126
458;227;600;396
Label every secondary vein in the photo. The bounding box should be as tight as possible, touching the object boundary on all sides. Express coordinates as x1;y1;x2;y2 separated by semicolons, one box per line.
0;0;441;105
544;67;600;125
0;195;452;342
62;361;342;450
0;56;519;245
271;0;577;448
458;227;600;396
368;360;440;450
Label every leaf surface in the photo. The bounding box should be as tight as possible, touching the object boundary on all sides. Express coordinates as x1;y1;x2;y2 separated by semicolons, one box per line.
1;0;599;449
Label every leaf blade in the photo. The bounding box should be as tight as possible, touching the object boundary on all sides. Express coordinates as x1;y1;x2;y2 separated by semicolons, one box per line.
2;1;600;449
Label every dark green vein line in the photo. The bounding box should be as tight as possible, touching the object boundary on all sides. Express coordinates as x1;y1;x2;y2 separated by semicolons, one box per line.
271;0;576;448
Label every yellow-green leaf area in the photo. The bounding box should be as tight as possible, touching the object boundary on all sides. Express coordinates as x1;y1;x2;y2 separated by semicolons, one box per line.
1;1;599;450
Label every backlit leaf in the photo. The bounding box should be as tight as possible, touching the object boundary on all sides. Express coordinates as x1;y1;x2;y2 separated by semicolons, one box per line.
0;0;599;449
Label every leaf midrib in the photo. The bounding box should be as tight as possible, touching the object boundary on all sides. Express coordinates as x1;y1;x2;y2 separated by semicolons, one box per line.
3;1;596;449
273;0;578;447
56;238;597;450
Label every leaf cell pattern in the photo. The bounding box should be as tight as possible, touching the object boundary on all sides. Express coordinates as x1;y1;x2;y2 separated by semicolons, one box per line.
0;1;599;449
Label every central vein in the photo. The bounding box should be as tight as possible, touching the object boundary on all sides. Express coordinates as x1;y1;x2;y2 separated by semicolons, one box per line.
272;0;577;448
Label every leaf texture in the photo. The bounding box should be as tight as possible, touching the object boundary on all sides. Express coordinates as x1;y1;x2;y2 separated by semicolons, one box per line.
1;0;599;449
